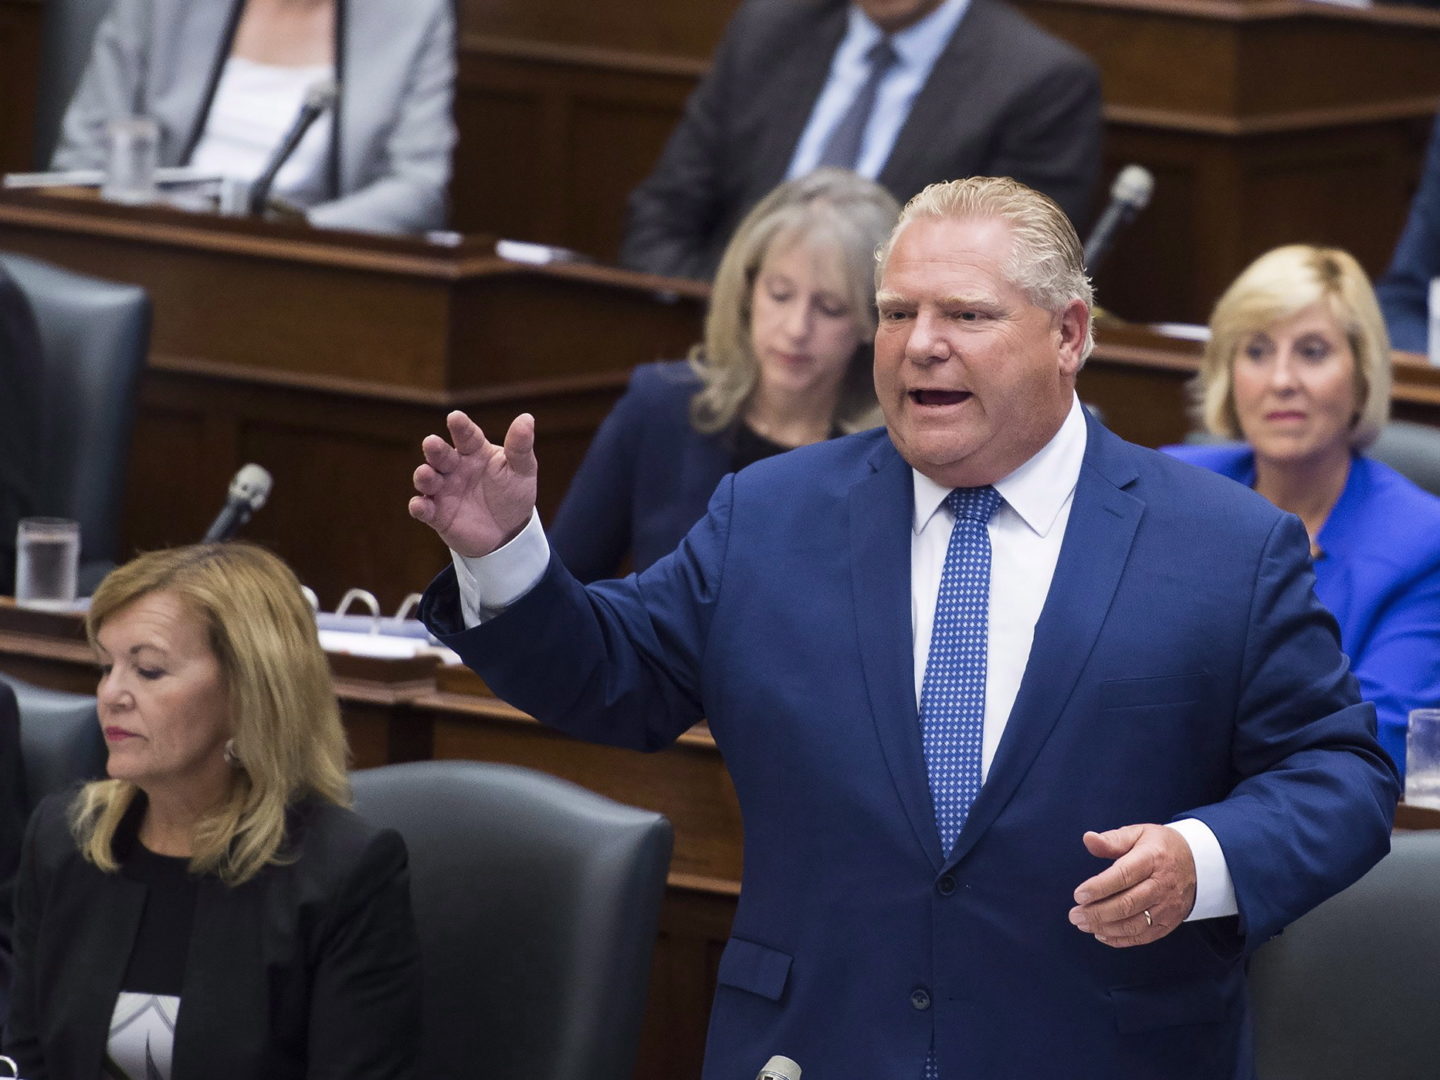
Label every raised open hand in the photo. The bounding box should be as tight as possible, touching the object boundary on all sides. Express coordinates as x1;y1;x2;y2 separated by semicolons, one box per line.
409;411;538;558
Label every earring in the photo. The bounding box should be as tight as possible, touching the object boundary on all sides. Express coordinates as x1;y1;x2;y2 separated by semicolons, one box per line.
223;738;241;768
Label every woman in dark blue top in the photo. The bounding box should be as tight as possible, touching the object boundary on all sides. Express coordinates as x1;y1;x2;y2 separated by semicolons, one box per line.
1166;244;1440;777
549;169;899;582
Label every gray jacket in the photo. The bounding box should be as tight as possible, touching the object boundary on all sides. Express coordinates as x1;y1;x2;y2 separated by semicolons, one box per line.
52;0;456;234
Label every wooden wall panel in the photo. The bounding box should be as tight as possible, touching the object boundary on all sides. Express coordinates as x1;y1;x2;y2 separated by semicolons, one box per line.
126;366;631;612
453;44;695;252
456;0;740;59
0;0;41;172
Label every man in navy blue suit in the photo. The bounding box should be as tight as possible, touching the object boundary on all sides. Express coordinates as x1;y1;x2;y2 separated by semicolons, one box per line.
411;177;1397;1079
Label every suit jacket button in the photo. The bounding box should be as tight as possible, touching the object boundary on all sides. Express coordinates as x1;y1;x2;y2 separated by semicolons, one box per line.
910;987;932;1011
936;874;957;896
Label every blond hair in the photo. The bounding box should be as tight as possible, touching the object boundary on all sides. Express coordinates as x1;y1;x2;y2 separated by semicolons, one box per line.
74;543;349;884
878;175;1096;361
689;168;900;434
1193;244;1390;448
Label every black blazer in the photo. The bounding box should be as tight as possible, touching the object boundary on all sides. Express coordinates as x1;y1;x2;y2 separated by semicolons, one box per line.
4;792;421;1078
619;0;1103;280
0;685;22;1031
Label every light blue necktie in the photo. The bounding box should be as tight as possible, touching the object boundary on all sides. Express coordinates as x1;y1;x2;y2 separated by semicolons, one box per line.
919;486;1001;1080
920;486;1002;856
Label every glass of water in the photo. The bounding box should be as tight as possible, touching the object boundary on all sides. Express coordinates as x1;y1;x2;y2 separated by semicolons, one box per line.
101;115;160;205
1405;708;1440;809
15;517;80;609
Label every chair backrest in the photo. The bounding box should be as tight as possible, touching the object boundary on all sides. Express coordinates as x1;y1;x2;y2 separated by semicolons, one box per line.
1248;830;1440;1080
1369;419;1440;497
0;253;149;570
0;673;107;815
1185;420;1440;497
351;760;673;1080
31;0;113;168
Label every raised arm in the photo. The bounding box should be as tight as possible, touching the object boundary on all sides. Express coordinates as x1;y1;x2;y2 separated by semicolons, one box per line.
409;411;538;557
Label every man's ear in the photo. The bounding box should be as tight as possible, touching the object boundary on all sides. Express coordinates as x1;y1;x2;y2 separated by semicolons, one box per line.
1055;298;1089;377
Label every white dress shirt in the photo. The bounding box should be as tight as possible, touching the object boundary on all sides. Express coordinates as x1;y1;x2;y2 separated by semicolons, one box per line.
785;0;970;181
450;396;1236;920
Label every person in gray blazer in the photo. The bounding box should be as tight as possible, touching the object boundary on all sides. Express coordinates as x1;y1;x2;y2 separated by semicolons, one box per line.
52;0;456;235
3;543;420;1076
620;0;1102;281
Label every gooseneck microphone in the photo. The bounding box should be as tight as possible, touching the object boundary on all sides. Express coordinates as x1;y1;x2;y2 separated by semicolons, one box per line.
756;1055;801;1080
247;79;339;216
1082;164;1154;274
202;464;273;542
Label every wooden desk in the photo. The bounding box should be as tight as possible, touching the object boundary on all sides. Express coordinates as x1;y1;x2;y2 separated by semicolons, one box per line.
444;0;1440;322
0;191;707;609
6;0;1440;322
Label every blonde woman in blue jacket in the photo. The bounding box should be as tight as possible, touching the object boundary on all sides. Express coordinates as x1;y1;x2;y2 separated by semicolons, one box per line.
1165;244;1440;777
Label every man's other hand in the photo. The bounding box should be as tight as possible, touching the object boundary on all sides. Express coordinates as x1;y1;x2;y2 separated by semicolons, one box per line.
1068;824;1197;947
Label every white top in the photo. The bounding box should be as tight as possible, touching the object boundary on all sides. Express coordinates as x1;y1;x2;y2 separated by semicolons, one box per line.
449;397;1235;920
189;56;334;208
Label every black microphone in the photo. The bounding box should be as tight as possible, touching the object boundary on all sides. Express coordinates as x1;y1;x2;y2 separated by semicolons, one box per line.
248;80;338;216
1082;164;1154;274
202;464;273;542
755;1055;801;1080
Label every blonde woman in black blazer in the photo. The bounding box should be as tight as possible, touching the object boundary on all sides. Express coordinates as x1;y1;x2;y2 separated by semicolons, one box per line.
3;544;420;1078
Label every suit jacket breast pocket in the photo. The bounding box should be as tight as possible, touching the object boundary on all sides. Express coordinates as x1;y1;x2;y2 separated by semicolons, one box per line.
1099;673;1209;720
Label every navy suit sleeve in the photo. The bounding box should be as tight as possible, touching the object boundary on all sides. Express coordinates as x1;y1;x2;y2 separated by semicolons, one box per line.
1185;514;1399;950
428;476;734;752
549;375;649;583
1377;112;1440;354
305;827;422;1080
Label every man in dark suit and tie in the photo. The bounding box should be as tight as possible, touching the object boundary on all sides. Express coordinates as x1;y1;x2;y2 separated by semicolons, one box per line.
411;177;1396;1078
619;0;1102;281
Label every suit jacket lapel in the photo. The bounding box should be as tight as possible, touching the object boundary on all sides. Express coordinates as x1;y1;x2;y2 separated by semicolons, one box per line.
851;439;944;870
746;5;849;200
879;0;989;192
946;417;1143;869
68;870;146;1074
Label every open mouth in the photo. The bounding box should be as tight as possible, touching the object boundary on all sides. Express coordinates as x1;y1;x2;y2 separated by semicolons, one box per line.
910;390;972;406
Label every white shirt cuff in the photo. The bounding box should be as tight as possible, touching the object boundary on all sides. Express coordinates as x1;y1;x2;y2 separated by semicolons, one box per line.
1166;818;1238;921
452;509;550;628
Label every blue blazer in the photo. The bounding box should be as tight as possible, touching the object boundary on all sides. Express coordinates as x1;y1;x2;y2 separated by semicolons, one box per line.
1377;110;1440;353
1164;444;1440;777
424;413;1396;1080
549;361;729;583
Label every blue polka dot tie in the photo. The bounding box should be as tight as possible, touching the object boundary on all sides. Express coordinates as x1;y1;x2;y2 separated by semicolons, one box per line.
921;486;1002;1080
920;486;1001;855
